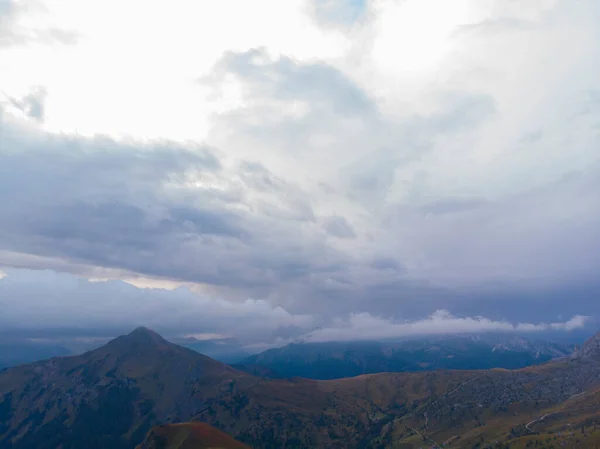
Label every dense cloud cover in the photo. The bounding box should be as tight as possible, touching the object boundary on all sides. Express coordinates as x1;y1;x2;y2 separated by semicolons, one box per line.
0;0;599;346
0;269;589;348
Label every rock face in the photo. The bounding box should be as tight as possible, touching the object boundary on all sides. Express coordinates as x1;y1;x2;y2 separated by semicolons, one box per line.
136;422;251;449
572;331;600;360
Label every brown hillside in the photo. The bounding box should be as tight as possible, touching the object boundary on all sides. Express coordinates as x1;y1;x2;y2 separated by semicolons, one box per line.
136;422;251;449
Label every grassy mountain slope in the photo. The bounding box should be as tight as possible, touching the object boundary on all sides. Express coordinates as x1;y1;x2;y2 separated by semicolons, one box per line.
138;362;600;449
371;360;600;448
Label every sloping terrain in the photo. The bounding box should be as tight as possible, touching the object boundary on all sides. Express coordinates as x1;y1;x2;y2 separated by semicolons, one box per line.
0;328;397;448
136;422;251;449
237;336;575;380
1;327;599;449
372;360;600;448
0;327;254;449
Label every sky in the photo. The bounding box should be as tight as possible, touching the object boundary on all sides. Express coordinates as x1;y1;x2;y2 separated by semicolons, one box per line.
0;0;599;349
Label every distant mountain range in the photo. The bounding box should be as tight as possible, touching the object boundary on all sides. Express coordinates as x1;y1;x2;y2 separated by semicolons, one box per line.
0;332;577;376
1;327;600;448
235;335;577;380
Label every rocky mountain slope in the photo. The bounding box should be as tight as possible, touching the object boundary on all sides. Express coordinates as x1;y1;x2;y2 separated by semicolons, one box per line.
572;331;600;360
237;335;576;380
1;328;599;448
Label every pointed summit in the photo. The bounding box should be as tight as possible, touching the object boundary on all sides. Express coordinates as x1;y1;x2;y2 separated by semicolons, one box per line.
103;326;172;354
128;326;167;343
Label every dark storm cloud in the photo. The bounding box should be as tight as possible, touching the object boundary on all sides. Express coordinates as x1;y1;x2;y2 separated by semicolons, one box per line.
0;109;346;292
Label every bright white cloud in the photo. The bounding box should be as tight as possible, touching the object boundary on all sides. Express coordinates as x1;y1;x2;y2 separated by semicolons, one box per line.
371;0;470;75
550;315;589;331
301;310;589;343
0;0;348;140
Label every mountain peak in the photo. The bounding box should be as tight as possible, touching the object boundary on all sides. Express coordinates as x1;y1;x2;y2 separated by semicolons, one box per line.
126;327;168;345
129;326;163;338
103;326;171;354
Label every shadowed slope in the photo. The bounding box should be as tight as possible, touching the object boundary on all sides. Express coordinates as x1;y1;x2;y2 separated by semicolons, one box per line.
0;327;253;449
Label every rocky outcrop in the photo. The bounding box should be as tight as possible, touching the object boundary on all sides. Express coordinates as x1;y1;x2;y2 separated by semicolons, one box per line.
571;331;600;360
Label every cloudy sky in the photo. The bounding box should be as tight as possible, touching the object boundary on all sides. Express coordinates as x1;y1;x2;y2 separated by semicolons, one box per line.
0;0;599;348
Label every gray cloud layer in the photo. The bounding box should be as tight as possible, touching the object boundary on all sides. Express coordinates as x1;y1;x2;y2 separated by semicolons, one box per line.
0;269;589;348
0;110;345;295
0;268;313;343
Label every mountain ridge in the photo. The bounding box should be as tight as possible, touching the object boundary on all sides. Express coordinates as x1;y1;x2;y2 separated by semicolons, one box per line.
1;327;600;448
236;335;577;380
